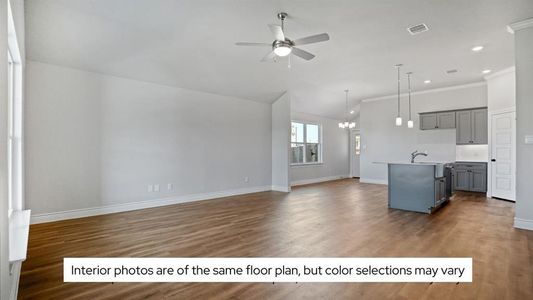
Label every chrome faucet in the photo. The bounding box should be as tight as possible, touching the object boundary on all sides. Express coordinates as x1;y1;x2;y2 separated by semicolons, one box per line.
411;150;428;163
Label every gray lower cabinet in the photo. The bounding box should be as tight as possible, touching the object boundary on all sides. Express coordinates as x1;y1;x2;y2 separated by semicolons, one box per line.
420;112;456;130
454;163;487;192
435;178;447;205
456;109;488;145
454;169;470;190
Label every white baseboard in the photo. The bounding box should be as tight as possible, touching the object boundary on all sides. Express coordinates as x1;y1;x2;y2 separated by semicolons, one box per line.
271;185;290;192
10;261;21;300
514;218;533;231
31;185;272;224
291;175;349;187
360;178;388;185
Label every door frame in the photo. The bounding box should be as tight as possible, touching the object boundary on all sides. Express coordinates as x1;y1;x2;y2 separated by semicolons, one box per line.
349;129;361;178
487;107;516;200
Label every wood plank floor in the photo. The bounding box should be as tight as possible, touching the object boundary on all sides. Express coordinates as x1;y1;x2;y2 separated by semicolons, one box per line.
19;179;533;299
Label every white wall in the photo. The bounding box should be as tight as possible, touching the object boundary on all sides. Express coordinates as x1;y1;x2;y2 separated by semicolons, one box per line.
360;83;487;184
513;20;533;230
290;111;349;185
271;93;290;192
25;61;273;218
486;68;516;111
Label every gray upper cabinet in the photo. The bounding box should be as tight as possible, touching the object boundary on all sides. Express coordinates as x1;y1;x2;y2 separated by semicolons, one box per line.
471;109;488;144
419;112;456;130
456;111;472;144
456;108;488;145
436;112;456;129
419;107;487;144
420;114;437;130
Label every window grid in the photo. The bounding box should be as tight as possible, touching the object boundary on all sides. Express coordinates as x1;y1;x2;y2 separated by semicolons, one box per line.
291;121;322;165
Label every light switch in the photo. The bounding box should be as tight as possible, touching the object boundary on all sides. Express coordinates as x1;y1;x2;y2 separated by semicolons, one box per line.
525;135;533;144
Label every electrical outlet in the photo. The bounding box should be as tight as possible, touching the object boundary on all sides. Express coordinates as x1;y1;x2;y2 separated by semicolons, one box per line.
167;183;173;191
154;184;160;192
147;185;153;192
244;176;249;183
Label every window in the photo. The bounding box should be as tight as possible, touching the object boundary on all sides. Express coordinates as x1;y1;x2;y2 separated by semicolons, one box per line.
7;2;23;218
291;121;322;165
355;134;361;155
7;48;14;216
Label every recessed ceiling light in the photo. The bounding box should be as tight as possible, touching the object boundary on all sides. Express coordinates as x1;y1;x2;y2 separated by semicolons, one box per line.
350;110;355;114
482;69;492;74
471;46;484;52
424;80;431;84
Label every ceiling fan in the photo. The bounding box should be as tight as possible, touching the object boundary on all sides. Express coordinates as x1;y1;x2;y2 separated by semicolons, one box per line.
235;12;330;62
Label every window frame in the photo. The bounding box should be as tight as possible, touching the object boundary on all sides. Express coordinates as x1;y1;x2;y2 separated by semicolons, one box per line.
7;48;14;217
290;120;323;166
7;1;23;219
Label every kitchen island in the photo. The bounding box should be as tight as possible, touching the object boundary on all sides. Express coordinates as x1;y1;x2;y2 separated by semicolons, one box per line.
376;162;452;214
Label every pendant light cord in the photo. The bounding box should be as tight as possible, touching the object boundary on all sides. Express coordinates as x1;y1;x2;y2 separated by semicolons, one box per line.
407;72;412;120
396;65;401;117
345;89;349;121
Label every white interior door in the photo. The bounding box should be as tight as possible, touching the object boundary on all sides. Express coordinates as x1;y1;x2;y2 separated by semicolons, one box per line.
350;130;361;178
490;111;516;201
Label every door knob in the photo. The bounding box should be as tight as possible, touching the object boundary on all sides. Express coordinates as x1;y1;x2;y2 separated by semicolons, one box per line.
491;159;496;162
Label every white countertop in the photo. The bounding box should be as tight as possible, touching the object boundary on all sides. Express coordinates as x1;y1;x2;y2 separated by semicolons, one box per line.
373;161;450;165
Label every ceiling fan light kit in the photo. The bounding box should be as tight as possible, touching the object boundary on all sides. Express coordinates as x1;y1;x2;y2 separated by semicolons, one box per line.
235;12;330;62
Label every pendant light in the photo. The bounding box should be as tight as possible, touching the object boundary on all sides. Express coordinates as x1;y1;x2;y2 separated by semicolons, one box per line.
395;64;403;126
338;89;356;129
406;72;414;128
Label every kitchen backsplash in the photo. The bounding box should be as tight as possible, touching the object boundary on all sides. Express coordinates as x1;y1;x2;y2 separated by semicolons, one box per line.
455;145;489;162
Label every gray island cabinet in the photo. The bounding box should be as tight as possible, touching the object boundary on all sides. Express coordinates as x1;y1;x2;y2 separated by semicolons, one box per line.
387;163;449;214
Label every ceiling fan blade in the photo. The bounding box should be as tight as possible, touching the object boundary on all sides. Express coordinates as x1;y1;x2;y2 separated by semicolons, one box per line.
235;42;271;47
293;33;330;45
291;47;315;60
268;24;285;41
260;51;277;62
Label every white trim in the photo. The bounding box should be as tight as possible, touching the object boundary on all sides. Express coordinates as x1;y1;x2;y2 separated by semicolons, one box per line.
507;18;533;34
362;82;486;103
488;106;516;115
31;186;272;224
9;261;21;300
514;217;533;231
291;175;349;187
487;109;516;200
360;178;388;185
271;185;291;192
484;67;515;80
349;130;361;178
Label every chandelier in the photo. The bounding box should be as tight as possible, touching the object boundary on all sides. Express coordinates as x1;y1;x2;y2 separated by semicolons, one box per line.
338;89;356;129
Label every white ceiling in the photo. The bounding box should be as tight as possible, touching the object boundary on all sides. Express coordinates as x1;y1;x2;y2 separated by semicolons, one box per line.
26;0;533;119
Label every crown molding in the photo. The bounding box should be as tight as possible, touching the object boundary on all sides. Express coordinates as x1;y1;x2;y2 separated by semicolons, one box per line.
484;66;515;80
362;81;486;103
507;18;533;34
